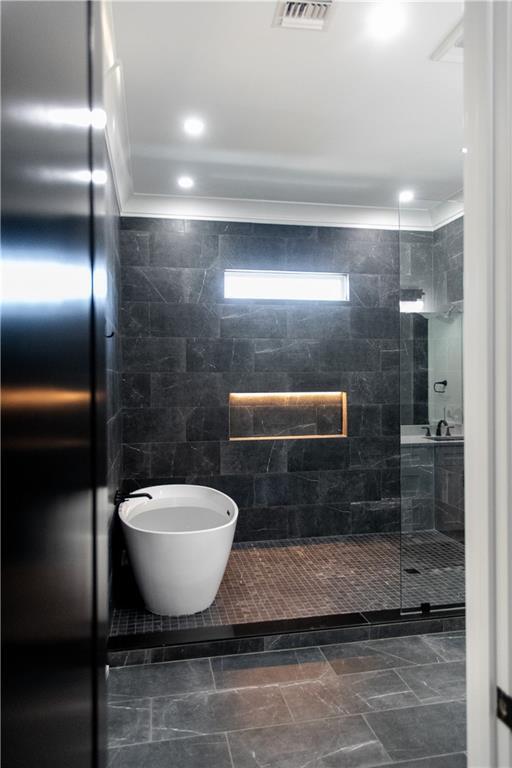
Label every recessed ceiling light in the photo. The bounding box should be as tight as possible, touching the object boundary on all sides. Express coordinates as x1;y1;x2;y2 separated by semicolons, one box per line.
461;147;468;154
183;117;205;137
399;189;414;203
367;1;405;41
177;175;194;190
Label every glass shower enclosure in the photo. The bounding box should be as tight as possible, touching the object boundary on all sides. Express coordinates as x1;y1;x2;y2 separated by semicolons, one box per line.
399;192;465;612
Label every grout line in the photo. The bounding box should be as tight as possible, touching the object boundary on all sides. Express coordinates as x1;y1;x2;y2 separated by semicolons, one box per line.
393;668;424;705
209;657;217;691
360;713;393;764
224;732;236;768
316;644;332;668
381;751;467;766
279;685;297;723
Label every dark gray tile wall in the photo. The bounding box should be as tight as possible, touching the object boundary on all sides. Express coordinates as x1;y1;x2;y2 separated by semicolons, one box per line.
400;441;464;542
400;444;435;531
400;314;429;426
400;216;464;314
399;217;464;541
105;155;122;606
434;444;464;542
400;229;434;311
106;157;122;501
431;218;464;542
118;217;401;542
399;217;463;425
399;230;433;425
433;216;464;310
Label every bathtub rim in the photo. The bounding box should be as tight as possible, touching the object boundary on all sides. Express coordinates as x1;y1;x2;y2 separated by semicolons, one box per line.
118;484;239;536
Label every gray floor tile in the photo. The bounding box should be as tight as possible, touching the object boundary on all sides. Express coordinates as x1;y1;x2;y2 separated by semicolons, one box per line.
365;701;466;762
264;625;371;652
396;662;466;703
108;698;151;748
422;633;466;662
151;686;292;740
107;734;232;768
321;642;415;676
108;658;214;699
211;647;334;690
281;669;419;720
362;636;447;666
109;649;150;668
228;715;390;768
382;755;466;768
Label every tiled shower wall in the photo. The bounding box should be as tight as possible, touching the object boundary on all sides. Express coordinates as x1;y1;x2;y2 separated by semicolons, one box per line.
399;216;464;538
106;158;122;499
432;216;464;311
105;154;122;603
399;216;463;317
434;443;464;542
119;217;401;542
399;217;464;425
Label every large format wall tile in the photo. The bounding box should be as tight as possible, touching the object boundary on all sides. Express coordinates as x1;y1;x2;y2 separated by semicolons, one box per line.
219;305;287;339
119;230;150;266
150;231;219;268
150;442;220;477
123;408;186;444
122;337;185;372
150;303;220;338
186;338;254;372
220;441;287;475
105;159;122;606
118;217;401;546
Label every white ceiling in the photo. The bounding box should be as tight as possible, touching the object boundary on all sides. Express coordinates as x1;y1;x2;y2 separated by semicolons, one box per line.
111;1;464;216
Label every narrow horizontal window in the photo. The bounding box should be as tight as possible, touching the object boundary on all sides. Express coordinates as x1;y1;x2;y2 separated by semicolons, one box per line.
224;269;349;302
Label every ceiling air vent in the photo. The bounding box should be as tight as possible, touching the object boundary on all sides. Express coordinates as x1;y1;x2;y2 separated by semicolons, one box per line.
273;1;334;31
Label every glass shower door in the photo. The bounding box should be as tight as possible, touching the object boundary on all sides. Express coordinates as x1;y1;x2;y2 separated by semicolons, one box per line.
399;192;466;612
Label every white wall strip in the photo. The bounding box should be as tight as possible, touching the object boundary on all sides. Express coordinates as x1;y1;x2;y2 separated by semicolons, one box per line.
465;3;512;766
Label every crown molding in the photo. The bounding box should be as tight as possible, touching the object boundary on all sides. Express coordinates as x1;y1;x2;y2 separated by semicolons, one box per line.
430;197;464;230
102;0;133;209
121;192;443;231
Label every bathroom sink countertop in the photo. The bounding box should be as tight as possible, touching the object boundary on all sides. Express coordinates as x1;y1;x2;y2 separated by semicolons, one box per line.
400;435;464;446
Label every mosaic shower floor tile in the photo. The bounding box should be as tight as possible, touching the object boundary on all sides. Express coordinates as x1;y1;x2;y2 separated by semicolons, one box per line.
110;530;464;636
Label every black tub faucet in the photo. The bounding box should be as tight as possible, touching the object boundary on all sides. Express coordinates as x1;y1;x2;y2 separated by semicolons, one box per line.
114;489;153;506
435;419;449;436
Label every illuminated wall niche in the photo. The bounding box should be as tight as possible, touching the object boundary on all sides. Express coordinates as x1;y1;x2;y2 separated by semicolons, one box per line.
229;391;348;441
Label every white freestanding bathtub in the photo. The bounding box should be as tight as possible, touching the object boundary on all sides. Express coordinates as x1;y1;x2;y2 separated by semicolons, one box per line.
119;485;238;616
